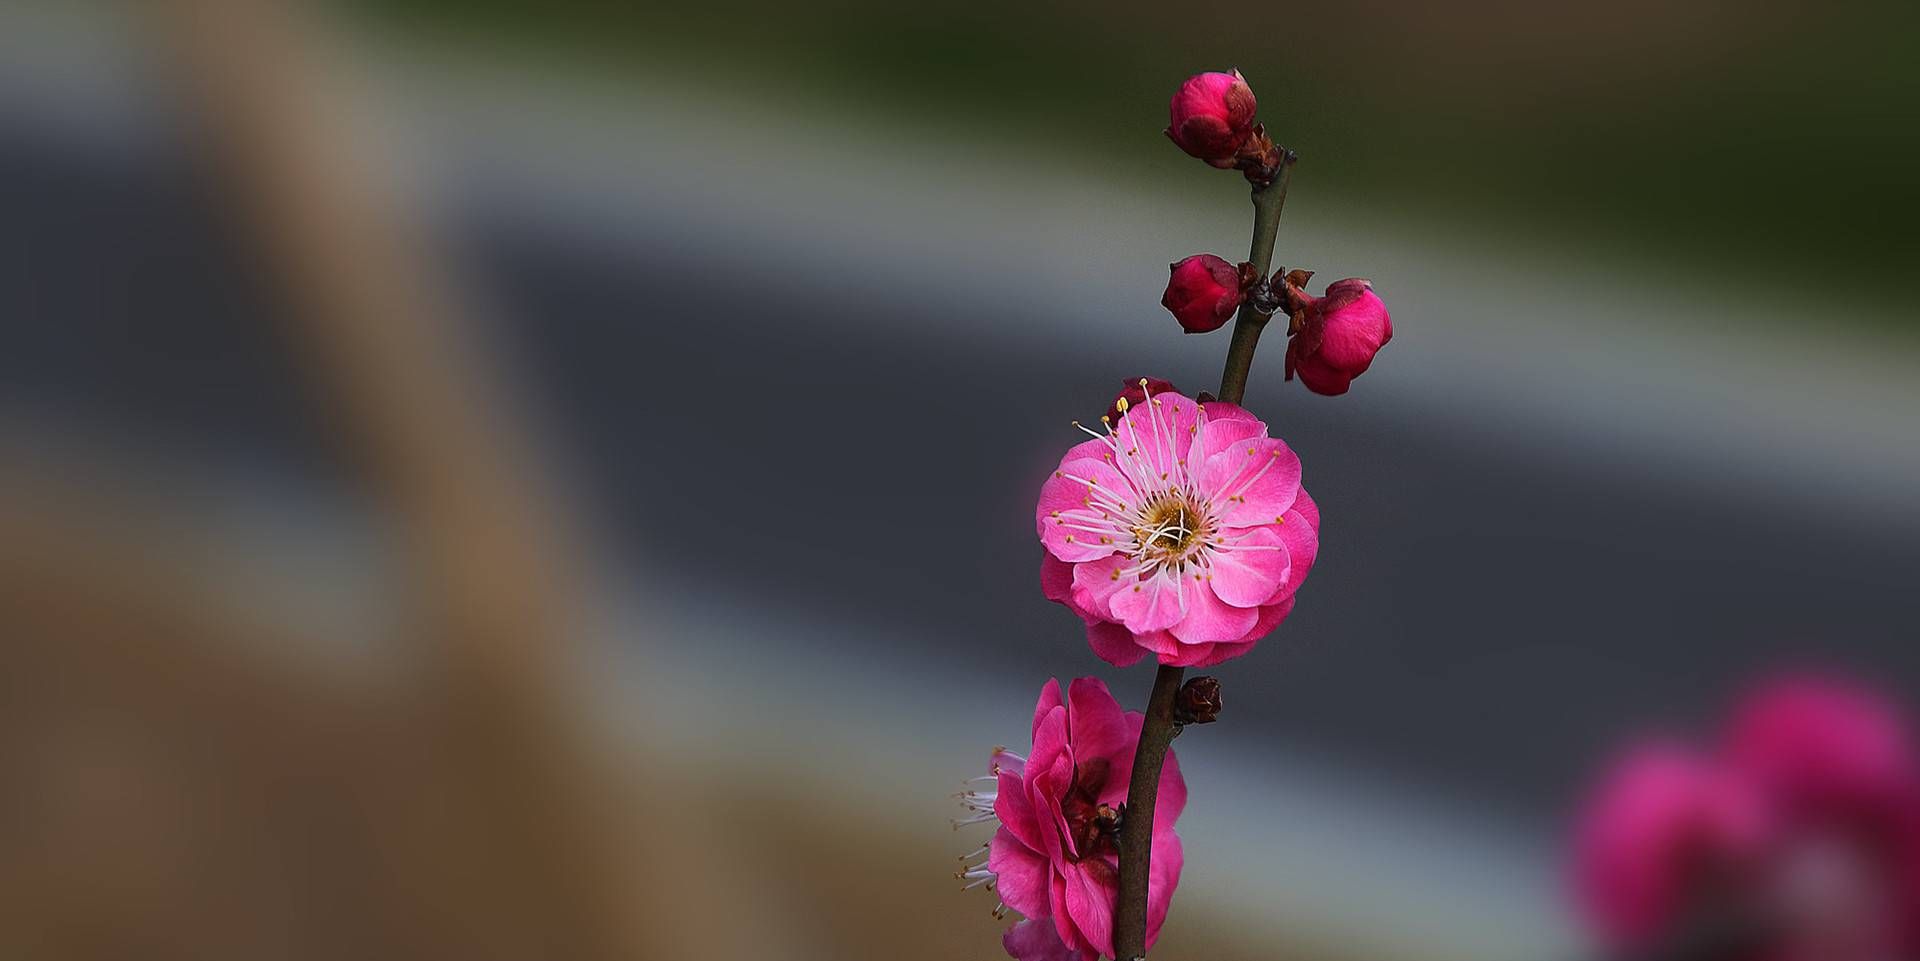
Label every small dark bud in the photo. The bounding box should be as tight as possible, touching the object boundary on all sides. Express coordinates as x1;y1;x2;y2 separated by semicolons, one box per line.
1246;279;1282;315
1195;390;1217;404
1093;803;1123;837
1173;676;1223;725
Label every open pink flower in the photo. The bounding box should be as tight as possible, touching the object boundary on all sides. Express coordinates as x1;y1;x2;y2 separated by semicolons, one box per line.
1572;674;1920;961
956;678;1186;961
1726;675;1920;828
1037;382;1318;668
1574;741;1769;950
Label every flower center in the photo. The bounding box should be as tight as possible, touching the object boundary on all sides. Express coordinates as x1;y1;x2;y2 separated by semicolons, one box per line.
1134;491;1210;566
1059;759;1117;862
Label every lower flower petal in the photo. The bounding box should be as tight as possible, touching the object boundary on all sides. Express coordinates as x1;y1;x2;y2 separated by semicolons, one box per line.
1062;859;1120;960
1084;620;1147;667
1145;827;1185;951
1168;575;1259;644
1002;917;1084;961
1209;526;1290;607
1109;568;1185;633
988;826;1051;919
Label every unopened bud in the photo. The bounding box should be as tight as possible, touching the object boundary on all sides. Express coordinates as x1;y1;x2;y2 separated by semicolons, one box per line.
1162;254;1244;333
1284;278;1393;396
1165;70;1259;168
1174;676;1223;725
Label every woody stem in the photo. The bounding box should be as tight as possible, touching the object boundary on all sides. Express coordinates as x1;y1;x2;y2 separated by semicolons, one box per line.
1112;149;1297;961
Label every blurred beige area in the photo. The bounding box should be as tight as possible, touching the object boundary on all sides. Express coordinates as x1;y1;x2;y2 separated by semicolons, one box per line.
0;4;1219;960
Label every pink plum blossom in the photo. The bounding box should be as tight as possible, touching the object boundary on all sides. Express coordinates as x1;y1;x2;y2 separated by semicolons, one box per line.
1162;255;1243;333
1037;382;1318;668
1165;70;1258;168
956;678;1186;961
1285;278;1392;396
1574;741;1769;950
1573;674;1920;961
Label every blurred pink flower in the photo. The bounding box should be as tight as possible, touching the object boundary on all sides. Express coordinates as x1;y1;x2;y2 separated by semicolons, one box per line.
1727;675;1920;826
1573;674;1920;961
1165;70;1258;168
1285;278;1392;396
1574;741;1769;949
1162;255;1243;333
956;678;1187;961
1038;384;1318;668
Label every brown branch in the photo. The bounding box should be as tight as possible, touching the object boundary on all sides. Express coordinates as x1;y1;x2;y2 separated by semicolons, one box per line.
1112;150;1298;961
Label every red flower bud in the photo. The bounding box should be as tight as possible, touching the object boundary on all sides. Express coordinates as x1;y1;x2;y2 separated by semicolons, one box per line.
1165;70;1258;168
1286;278;1393;396
1161;254;1244;333
1105;377;1178;425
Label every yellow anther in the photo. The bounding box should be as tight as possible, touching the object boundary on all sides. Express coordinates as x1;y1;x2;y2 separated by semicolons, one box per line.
1115;397;1131;413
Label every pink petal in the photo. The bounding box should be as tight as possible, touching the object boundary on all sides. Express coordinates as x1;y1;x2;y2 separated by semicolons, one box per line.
1108;567;1186;634
1158;641;1222;668
989;825;1051;920
1040;552;1082;611
1069;554;1134;621
1208;526;1290;608
1183;635;1260;668
1066;678;1130;779
1265;504;1320;602
1168;573;1260;644
1037;458;1134;562
1133;628;1182;659
1002;918;1085;961
1293;487;1321;531
1029;754;1074;867
1293;350;1354;395
1200;400;1257;421
994;767;1044;852
1156;739;1189;829
1083;620;1147;667
1200;437;1302;529
1247;596;1297;639
1049;871;1078;954
1195;402;1267;460
1031;679;1064;743
1097;711;1188;824
1061;858;1120;959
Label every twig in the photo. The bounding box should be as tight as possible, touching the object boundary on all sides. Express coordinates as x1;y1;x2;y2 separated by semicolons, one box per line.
1112;150;1298;961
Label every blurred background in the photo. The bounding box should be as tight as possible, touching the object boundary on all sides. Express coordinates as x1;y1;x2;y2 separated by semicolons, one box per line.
2;1;1917;959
